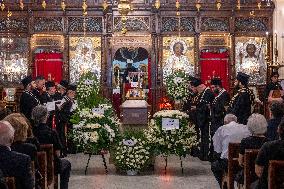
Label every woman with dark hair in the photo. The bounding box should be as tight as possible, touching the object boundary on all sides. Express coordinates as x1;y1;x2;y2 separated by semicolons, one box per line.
266;101;284;140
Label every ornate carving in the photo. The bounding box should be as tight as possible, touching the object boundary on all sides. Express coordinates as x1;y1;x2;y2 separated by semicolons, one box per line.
30;34;64;51
235;17;268;32
199;34;230;47
34;17;63;32
161;17;195;32
113;17;150;32
201;17;229;32
0;18;28;33
68;17;103;32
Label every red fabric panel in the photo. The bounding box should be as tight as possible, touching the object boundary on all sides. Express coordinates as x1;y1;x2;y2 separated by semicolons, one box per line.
147;57;152;105
33;53;63;83
200;52;229;91
112;93;122;118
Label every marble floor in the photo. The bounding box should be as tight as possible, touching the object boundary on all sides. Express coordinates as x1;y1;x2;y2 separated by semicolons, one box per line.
67;153;219;189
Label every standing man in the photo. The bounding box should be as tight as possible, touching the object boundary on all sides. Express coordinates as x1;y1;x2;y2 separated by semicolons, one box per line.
33;75;47;104
191;78;215;161
45;81;57;128
210;78;230;135
54;80;68;101
20;75;40;122
227;72;255;125
264;71;283;100
58;85;76;156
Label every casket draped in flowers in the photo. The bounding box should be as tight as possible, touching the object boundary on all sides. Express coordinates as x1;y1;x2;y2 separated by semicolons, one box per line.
145;110;198;157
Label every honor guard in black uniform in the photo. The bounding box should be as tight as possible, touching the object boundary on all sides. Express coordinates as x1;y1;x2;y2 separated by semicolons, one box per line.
20;76;40;122
227;72;255;125
264;71;283;100
210;78;230;135
57;85;76;155
191;78;215;161
33;75;47;104
54;80;68;101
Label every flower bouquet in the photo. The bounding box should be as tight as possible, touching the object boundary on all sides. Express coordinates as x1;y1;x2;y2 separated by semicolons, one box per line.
164;70;190;103
114;131;151;175
145;110;198;157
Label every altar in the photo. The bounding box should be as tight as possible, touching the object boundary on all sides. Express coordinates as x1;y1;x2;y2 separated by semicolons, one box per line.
120;100;150;125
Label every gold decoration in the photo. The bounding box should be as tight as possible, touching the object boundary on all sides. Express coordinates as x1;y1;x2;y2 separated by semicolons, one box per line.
176;11;180;16
118;0;131;17
61;1;66;11
176;0;180;9
1;3;5;11
102;0;108;11
42;0;46;9
82;0;88;16
19;0;24;10
155;0;160;9
257;2;261;9
121;27;127;35
237;0;241;10
7;10;12;17
196;3;201;11
216;2;221;10
250;10;255;16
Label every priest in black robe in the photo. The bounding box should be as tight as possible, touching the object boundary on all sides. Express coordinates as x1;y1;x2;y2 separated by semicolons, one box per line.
190;78;214;161
20;75;40;122
227;72;255;125
210;78;230;136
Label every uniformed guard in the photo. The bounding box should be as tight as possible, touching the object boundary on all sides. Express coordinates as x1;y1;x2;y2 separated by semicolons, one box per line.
45;81;57;128
20;75;40;122
190;78;215;161
227;72;255;125
33;75;47;104
264;71;283;100
54;80;69;101
210;78;230;136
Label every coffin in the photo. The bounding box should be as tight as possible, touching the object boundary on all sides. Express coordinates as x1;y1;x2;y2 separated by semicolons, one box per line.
120;100;149;125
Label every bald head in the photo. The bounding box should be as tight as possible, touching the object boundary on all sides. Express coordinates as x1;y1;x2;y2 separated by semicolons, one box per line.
0;121;15;147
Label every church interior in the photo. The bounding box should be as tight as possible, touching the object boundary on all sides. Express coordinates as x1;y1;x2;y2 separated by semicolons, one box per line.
0;0;284;189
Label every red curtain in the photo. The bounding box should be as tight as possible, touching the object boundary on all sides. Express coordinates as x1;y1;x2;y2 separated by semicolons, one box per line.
200;52;229;91
33;52;63;83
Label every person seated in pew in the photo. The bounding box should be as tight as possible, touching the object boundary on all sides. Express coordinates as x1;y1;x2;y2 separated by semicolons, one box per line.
236;113;269;184
252;118;284;189
266;101;284;141
211;114;251;188
0;169;8;189
0;121;34;189
3;113;42;189
32;105;71;189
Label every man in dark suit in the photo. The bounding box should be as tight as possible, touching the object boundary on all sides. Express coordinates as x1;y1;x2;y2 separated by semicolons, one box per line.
0;169;8;189
0;121;34;189
19;76;40;122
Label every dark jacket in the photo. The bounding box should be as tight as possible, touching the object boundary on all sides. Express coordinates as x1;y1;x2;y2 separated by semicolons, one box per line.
0;145;34;189
0;168;8;189
266;117;282;141
20;91;40;121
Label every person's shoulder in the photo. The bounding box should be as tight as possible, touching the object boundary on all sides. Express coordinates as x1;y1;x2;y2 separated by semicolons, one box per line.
7;150;31;163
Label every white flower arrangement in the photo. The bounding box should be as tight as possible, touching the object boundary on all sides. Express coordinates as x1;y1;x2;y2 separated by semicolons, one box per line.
165;71;190;102
114;136;151;172
145;110;198;157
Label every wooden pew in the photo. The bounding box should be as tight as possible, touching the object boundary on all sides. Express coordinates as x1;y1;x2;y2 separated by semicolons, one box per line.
40;144;54;188
4;177;15;189
244;149;259;189
37;151;47;189
268;160;284;189
222;143;241;189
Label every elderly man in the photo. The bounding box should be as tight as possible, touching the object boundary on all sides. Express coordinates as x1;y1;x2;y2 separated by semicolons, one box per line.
33;75;47;104
0;121;34;189
211;114;251;188
252;118;284;189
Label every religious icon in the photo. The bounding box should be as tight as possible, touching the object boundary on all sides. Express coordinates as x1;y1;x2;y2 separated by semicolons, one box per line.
69;37;101;83
235;37;267;85
162;37;195;80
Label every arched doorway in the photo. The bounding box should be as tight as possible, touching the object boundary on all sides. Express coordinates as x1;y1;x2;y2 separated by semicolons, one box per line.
112;47;150;115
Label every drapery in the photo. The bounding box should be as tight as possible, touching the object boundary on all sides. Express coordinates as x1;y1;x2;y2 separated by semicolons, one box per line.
200;52;229;91
33;52;63;83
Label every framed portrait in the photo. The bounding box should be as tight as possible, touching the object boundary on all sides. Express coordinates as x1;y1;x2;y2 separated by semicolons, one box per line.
235;37;267;85
126;89;145;100
69;37;101;83
162;37;195;80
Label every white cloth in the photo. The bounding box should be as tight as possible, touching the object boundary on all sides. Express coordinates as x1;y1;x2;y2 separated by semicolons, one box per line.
213;121;251;159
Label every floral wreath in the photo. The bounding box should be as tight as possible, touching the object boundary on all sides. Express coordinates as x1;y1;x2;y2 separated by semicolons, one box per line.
169;38;188;55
